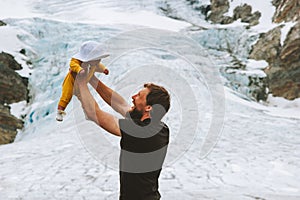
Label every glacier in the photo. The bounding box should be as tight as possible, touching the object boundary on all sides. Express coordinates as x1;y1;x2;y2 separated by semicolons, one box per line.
0;0;299;199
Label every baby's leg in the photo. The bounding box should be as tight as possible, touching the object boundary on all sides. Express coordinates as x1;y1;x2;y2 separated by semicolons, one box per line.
58;72;75;110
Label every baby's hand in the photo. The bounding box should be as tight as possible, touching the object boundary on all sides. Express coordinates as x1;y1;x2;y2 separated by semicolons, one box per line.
79;69;85;75
96;63;109;75
103;69;109;75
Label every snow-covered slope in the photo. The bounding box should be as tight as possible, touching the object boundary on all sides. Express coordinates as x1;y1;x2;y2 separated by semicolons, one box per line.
0;0;299;199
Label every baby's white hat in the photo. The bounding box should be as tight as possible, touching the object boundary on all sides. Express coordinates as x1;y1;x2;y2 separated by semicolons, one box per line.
73;41;109;62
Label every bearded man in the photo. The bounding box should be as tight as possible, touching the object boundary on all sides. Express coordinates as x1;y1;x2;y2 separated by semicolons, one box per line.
76;72;171;200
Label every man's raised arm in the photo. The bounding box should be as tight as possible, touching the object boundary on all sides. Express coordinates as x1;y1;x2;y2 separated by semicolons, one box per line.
89;75;130;117
76;72;121;137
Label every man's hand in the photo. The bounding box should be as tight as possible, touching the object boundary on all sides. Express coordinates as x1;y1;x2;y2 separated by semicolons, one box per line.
77;69;87;84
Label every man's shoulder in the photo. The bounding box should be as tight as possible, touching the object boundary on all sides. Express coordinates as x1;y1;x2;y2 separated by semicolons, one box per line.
119;118;168;130
160;121;169;130
118;118;169;138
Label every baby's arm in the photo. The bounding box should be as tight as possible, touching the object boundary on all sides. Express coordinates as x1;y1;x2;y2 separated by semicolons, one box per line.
70;58;83;73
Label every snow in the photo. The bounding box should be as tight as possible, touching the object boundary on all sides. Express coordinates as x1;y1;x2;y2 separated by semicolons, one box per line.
0;0;38;19
9;101;27;119
280;21;296;46
56;9;190;32
242;59;268;78
238;69;266;78
2;99;300;199
246;59;268;70
0;0;190;32
264;95;300;119
226;88;300;120
0;0;299;199
0;26;24;53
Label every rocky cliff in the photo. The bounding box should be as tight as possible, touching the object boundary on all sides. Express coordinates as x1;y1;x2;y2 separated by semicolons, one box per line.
205;0;266;101
207;0;261;27
204;0;299;100
0;51;29;144
250;0;300;100
0;104;24;144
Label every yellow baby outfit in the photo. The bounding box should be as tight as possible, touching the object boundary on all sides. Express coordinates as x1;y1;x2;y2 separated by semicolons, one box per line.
58;58;107;109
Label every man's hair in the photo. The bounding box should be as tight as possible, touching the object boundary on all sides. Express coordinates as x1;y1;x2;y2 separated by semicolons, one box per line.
144;83;170;121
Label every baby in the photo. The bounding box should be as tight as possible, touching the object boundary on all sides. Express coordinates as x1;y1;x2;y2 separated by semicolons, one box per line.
56;41;109;121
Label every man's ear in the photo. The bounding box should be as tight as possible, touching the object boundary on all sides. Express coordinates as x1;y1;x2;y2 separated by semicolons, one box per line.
145;105;152;112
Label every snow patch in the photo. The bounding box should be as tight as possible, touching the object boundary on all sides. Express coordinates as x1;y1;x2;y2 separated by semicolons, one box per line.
81;10;190;31
10;100;27;119
226;88;300;119
239;69;266;78
280;21;296;46
264;95;300;119
0;26;24;53
246;59;268;70
0;0;38;19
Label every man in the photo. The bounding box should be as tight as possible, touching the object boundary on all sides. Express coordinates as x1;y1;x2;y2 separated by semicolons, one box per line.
76;72;171;200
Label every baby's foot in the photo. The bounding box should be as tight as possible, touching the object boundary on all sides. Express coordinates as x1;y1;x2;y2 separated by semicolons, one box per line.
56;110;66;122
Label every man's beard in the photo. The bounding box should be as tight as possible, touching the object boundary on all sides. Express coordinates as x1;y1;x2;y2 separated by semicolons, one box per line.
125;107;143;120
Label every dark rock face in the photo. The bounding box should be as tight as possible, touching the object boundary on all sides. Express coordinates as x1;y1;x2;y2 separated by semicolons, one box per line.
233;4;261;26
208;0;230;24
249;26;282;67
0;20;6;26
0;52;29;144
267;21;300;99
0;52;28;104
250;1;300;100
272;0;300;23
233;4;252;20
208;0;261;26
0;52;22;70
0;104;24;144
